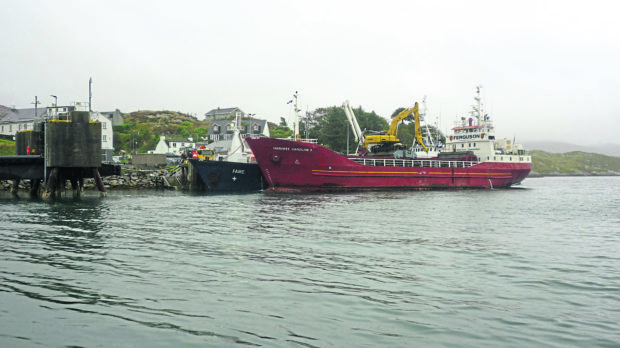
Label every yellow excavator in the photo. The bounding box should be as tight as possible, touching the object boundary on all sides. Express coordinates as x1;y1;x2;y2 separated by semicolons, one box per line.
344;101;428;155
410;102;429;153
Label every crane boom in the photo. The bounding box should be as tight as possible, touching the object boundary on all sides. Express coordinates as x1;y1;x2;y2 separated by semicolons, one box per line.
343;101;364;148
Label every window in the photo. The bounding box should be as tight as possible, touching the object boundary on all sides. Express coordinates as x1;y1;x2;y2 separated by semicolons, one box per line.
102;122;107;129
102;135;107;142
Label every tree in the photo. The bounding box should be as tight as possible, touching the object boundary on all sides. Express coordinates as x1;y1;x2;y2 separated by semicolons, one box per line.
271;119;293;138
317;107;349;152
279;117;288;127
301;105;389;153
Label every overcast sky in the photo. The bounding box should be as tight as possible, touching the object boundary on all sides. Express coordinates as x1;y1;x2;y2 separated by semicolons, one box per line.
1;0;618;145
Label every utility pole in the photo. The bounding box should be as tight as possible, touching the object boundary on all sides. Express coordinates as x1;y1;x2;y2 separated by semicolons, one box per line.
31;96;41;117
89;77;93;112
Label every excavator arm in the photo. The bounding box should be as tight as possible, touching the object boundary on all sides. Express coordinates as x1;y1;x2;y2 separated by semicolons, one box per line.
387;106;415;136
385;102;428;152
345;100;427;154
412;102;428;152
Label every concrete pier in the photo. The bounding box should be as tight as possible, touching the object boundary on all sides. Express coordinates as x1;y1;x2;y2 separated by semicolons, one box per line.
0;111;118;198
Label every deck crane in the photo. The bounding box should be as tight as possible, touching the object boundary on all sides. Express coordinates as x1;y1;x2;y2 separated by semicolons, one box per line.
343;101;365;152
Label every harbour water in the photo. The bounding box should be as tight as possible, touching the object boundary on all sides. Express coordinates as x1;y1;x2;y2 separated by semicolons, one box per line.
1;176;619;347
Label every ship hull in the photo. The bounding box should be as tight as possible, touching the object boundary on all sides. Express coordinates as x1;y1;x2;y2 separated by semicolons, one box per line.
245;138;531;192
188;159;267;192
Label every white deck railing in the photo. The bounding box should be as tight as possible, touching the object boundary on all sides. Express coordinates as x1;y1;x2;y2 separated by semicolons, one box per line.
349;157;478;168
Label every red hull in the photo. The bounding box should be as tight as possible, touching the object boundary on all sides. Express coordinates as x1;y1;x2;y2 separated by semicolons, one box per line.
246;137;531;192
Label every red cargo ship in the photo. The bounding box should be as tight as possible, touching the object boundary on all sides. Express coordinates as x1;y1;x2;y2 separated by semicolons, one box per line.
246;88;531;192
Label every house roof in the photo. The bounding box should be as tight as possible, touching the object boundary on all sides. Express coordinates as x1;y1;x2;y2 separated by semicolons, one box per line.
165;138;194;144
204;107;243;117
0;106;47;123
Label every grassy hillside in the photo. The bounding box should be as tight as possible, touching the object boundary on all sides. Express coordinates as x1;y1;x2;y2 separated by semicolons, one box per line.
531;150;620;176
114;110;212;154
113;110;281;154
0;139;15;156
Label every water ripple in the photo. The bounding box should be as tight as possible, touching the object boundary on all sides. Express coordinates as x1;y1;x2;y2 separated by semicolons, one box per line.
1;177;620;346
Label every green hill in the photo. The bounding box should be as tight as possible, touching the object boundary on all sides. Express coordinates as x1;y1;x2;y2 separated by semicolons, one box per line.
113;110;283;154
114;110;212;154
531;150;620;176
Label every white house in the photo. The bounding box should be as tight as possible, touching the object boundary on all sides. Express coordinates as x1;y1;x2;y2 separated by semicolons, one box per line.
0;106;40;138
0;104;117;161
89;111;115;162
153;135;195;154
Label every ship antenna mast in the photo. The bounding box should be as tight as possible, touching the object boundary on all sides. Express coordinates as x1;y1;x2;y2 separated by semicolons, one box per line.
287;91;300;140
422;96;434;146
473;85;483;124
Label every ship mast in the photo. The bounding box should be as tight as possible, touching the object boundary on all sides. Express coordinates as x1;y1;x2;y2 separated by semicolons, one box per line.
287;91;300;140
470;85;484;125
421;96;434;146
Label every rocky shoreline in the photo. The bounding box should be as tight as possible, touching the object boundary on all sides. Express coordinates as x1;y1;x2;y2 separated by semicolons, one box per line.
0;166;185;192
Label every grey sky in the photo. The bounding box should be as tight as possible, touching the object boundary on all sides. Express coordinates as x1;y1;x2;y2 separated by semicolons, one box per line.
1;0;618;145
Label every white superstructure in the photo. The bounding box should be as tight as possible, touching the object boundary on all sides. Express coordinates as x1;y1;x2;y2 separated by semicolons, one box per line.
444;86;531;164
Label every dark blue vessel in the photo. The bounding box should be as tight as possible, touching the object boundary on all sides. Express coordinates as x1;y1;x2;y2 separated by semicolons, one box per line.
188;158;267;192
